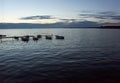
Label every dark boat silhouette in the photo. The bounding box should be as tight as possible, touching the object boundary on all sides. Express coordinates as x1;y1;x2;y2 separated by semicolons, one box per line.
0;35;6;38
21;37;29;42
37;35;42;38
33;37;39;41
14;36;19;40
24;35;30;38
45;35;52;40
55;35;64;39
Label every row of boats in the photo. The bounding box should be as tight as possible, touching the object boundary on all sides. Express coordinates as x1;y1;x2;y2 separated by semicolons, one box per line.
0;34;64;42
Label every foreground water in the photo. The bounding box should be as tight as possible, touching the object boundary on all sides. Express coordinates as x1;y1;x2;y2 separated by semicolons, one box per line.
0;28;120;83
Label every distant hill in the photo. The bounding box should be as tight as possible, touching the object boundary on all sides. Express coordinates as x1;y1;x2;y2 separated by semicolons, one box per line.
100;26;120;29
0;23;64;29
0;21;101;29
0;23;120;29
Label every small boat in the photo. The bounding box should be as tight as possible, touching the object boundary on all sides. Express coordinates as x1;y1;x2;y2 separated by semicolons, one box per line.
33;37;38;41
24;35;30;38
55;35;64;39
37;35;42;38
0;35;6;38
45;35;52;40
21;37;29;42
14;36;19;40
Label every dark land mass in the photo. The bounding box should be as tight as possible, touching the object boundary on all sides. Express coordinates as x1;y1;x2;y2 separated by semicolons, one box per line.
100;26;120;29
0;23;120;29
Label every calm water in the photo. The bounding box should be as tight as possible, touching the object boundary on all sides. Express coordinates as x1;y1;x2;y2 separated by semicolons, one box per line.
0;28;120;83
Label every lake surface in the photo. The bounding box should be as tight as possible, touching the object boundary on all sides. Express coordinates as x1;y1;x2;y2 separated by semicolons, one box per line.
0;28;120;83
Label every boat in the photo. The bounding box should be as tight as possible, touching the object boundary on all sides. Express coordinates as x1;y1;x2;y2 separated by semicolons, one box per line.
37;35;42;38
33;37;39;41
21;37;29;42
55;35;64;39
45;35;52;40
0;35;6;39
24;35;30;38
14;36;19;40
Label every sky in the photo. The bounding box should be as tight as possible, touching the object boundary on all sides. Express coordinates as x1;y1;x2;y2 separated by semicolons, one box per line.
0;0;120;26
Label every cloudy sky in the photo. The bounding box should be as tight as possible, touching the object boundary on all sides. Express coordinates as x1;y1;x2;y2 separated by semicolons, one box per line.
0;0;120;26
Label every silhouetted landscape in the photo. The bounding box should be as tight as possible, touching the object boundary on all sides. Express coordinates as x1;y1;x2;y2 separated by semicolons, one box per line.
100;26;120;29
0;23;120;29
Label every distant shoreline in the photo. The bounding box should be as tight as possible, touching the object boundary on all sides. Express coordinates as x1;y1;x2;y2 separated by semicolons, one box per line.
0;27;120;29
0;23;120;29
0;28;120;29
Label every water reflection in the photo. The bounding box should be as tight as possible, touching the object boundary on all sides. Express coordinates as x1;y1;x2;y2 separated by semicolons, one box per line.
0;29;120;83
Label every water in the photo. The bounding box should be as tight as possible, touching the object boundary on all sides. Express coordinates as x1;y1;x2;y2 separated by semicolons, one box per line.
0;28;120;83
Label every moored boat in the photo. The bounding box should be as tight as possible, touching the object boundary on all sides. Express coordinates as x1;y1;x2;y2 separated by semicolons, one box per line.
33;37;39;41
55;35;64;39
21;37;29;42
37;35;42;38
0;35;6;39
45;35;52;40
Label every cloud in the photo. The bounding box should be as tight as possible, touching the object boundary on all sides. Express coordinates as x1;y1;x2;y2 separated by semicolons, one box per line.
60;19;80;23
59;19;101;27
99;11;116;15
20;15;55;20
67;21;101;27
102;22;120;26
80;11;120;20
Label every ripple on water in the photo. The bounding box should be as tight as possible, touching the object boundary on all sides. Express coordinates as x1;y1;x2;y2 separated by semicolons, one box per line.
0;29;120;83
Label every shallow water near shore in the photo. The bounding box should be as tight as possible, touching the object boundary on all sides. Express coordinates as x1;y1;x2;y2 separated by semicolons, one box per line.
0;28;120;83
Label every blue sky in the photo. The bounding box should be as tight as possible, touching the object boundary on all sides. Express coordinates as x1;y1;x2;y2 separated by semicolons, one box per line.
0;0;120;26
